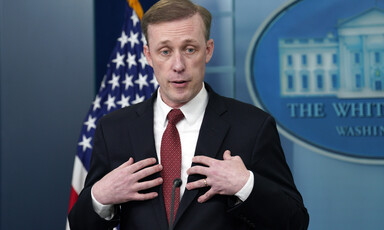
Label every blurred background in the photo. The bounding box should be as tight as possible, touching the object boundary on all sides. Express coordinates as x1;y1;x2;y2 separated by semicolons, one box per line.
1;0;383;229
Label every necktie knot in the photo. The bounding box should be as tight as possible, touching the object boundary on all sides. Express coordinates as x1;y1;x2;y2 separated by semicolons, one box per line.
167;109;184;125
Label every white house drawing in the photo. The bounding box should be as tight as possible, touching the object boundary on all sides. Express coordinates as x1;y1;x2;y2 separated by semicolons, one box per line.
279;7;384;98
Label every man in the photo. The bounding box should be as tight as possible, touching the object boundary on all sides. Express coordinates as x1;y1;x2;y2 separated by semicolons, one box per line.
68;0;309;229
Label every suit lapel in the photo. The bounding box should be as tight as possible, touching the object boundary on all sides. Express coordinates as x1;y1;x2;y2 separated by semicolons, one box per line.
128;92;168;230
174;87;230;225
129;97;157;161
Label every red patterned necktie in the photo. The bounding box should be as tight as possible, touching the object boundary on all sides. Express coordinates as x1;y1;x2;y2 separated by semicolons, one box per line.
161;109;184;223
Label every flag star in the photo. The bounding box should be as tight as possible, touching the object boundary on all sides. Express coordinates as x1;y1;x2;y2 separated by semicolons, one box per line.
92;95;101;111
135;73;149;90
123;74;134;90
132;94;145;104
104;94;116;111
126;53;137;69
78;135;92;152
117;94;131;108
112;52;125;69
118;31;129;48
127;31;140;48
131;12;139;26
84;115;97;132
108;74;120;90
150;75;159;89
138;52;148;69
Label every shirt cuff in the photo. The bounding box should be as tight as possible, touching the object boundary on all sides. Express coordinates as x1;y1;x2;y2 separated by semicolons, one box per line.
91;186;115;220
234;171;254;202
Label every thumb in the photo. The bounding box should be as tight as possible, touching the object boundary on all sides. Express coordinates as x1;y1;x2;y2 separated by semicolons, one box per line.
223;150;232;160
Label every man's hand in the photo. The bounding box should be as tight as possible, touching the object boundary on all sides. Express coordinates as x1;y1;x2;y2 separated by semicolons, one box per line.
186;150;250;203
92;157;163;205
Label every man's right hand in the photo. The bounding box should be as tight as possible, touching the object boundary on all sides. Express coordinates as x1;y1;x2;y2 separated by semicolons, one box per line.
92;157;163;205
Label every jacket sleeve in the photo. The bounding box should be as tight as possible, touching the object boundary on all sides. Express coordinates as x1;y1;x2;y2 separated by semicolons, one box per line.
68;119;120;230
228;116;309;229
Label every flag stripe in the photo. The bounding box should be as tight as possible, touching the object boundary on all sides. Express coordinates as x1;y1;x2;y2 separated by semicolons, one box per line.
68;187;79;214
71;156;87;194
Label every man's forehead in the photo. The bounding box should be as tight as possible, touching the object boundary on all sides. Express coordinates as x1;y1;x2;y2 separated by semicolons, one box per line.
146;17;205;46
147;15;204;34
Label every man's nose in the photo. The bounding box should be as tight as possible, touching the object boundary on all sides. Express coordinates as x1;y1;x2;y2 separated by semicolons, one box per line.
172;52;185;73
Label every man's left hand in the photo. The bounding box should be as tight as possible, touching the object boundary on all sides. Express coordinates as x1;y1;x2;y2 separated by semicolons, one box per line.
186;150;250;203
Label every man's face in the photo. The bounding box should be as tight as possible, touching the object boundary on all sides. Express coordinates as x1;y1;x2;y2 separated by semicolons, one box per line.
144;14;214;108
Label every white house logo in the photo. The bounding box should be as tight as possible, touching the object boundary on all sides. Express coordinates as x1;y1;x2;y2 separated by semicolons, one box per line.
246;0;384;163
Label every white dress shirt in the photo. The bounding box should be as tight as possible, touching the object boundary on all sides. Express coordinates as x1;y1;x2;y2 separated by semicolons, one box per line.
91;84;254;219
153;84;208;198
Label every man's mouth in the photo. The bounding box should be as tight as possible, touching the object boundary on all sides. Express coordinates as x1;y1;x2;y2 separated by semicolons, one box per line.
171;80;189;88
170;80;189;86
172;80;187;84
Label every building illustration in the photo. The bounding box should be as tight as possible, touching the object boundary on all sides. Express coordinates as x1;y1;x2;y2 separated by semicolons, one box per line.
279;7;384;98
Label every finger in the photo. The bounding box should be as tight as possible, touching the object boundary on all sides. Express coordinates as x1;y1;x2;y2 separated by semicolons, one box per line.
192;155;217;166
128;158;158;173
187;165;209;176
134;164;163;181
186;178;207;190
117;157;134;169
197;189;215;203
136;177;163;191
223;150;232;160
132;192;159;201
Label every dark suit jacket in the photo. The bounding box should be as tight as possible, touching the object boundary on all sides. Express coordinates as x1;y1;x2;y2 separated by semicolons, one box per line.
68;85;309;230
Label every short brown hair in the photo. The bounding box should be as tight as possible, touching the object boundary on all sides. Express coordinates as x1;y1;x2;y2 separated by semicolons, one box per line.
141;0;212;42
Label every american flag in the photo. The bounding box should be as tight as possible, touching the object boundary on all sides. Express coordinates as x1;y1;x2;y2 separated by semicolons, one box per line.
66;2;156;228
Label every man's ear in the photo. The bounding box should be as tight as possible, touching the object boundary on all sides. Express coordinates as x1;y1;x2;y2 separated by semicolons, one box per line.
205;39;214;63
143;45;153;67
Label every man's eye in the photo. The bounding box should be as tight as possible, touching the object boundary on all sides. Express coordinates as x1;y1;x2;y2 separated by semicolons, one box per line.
161;50;170;55
186;48;195;54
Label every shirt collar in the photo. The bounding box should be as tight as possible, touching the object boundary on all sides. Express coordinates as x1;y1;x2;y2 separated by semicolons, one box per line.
155;84;209;127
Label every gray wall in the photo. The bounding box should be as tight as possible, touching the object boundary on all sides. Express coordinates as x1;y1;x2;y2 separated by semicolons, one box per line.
0;0;94;229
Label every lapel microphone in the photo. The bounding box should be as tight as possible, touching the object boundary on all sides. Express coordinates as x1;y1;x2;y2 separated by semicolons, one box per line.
169;178;182;230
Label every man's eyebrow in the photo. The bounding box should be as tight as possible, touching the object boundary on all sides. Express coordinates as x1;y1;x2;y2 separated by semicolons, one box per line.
183;39;199;44
157;40;171;46
156;39;199;46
